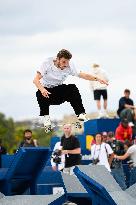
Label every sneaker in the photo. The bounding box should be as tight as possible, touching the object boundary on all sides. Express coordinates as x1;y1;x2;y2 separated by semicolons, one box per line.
43;115;51;127
128;122;134;127
77;113;88;121
97;111;103;119
103;111;109;118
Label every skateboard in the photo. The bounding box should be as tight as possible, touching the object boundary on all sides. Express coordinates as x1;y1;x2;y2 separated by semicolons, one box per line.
35;121;84;133
36;124;62;133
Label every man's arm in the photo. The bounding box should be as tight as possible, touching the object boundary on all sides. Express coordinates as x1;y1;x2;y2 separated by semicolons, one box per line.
120;98;135;109
106;144;114;166
33;72;51;98
114;152;130;160
79;72;108;85
124;104;135;109
62;148;81;155
108;153;114;167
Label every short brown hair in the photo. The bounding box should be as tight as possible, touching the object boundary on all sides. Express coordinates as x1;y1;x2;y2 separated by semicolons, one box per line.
57;49;72;60
124;89;130;94
92;64;99;68
24;129;32;135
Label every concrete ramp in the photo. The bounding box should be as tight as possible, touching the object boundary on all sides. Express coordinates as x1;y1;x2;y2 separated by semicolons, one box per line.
75;165;136;205
0;194;65;205
126;183;136;199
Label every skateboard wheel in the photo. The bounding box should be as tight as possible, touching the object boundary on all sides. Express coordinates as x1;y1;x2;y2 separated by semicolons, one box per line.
44;125;51;133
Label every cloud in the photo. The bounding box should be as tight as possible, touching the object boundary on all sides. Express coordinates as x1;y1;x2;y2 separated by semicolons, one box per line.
0;0;136;120
0;0;136;35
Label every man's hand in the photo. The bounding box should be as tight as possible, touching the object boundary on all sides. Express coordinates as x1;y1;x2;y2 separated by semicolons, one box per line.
41;88;51;98
61;150;68;155
52;166;57;171
97;78;109;85
114;154;118;159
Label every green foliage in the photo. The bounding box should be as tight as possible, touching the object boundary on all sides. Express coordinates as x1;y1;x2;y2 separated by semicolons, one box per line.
0;112;54;153
0;113;15;153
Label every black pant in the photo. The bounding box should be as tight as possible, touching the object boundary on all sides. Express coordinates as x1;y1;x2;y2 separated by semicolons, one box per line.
36;84;85;116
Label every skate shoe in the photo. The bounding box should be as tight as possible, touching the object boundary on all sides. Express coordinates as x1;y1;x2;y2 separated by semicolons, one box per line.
103;111;109;118
97;111;104;119
43;115;52;133
77;113;88;121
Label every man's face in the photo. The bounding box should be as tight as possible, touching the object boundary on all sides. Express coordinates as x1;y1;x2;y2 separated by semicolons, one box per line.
24;132;32;140
95;134;102;144
122;122;128;128
102;135;107;142
56;57;70;70
124;92;130;98
63;124;72;136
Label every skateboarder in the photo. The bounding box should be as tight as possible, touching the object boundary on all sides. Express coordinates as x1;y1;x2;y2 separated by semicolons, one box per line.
33;49;108;130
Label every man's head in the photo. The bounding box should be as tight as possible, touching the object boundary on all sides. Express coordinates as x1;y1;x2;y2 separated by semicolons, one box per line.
63;124;72;137
121;118;129;128
92;64;99;68
124;89;130;99
107;131;115;142
24;129;32;140
95;133;103;144
56;49;72;70
102;131;108;142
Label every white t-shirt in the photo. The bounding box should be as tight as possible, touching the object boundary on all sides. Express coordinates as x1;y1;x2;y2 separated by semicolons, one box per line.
91;142;113;172
38;57;80;88
90;67;109;90
51;141;65;171
127;145;136;167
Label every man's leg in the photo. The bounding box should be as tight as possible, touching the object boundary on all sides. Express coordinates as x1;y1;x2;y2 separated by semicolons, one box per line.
64;84;85;116
103;99;107;110
111;166;127;190
94;90;103;118
36;86;65;116
134;108;136;120
120;108;134;122
63;84;85;115
96;100;101;110
102;90;108;117
36;90;50;116
129;167;136;187
36;90;51;128
36;85;86;122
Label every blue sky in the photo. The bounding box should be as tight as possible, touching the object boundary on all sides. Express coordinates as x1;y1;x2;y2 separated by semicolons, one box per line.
0;0;136;121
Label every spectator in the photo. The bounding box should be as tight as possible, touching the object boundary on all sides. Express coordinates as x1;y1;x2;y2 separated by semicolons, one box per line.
102;131;108;142
91;133;114;172
117;89;136;126
90;64;109;118
114;140;136;186
115;118;132;142
107;131;115;142
61;124;81;175
0;139;7;167
51;141;65;171
19;129;38;147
